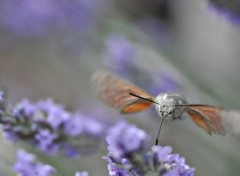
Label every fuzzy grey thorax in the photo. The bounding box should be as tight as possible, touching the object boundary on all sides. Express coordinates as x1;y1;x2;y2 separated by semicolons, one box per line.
154;93;188;120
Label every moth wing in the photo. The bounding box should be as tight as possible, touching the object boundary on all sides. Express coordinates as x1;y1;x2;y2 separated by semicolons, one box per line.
186;105;240;135
91;70;154;113
121;98;153;114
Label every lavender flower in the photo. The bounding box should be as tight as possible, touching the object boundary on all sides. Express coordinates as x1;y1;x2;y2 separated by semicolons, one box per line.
13;149;55;176
104;145;195;176
145;146;195;176
208;0;240;24
106;120;148;161
104;121;194;176
1;98;106;156
0;0;106;35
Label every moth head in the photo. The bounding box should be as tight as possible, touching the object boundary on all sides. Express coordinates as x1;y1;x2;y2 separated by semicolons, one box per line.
155;93;187;119
156;104;175;119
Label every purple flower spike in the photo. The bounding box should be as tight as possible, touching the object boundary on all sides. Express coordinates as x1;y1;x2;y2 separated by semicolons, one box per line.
104;123;194;175
106;120;148;161
13;149;55;176
1;97;107;156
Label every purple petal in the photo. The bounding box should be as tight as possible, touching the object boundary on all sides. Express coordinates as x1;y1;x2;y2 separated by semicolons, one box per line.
35;129;59;155
156;145;172;162
14;99;37;117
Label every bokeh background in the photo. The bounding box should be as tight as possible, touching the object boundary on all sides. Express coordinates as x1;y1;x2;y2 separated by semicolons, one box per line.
0;0;239;175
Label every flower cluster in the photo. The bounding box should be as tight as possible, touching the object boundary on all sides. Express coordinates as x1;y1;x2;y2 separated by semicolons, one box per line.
106;120;148;161
104;120;195;176
144;146;195;176
0;94;106;156
13;149;55;176
0;92;195;176
13;149;88;176
208;0;240;24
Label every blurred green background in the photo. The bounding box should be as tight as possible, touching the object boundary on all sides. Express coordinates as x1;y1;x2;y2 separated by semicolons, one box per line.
0;0;240;175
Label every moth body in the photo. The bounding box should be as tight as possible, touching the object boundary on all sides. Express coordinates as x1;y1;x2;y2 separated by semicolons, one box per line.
155;93;188;120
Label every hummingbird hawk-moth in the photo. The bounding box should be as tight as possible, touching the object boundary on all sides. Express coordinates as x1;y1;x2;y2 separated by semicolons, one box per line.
91;70;240;145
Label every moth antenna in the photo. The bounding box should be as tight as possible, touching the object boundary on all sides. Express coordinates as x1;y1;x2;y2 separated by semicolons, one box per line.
155;117;164;145
129;92;159;105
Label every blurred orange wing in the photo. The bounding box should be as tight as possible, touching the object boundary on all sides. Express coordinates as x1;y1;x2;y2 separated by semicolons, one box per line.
121;98;152;114
91;70;154;114
186;105;240;135
187;109;212;134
